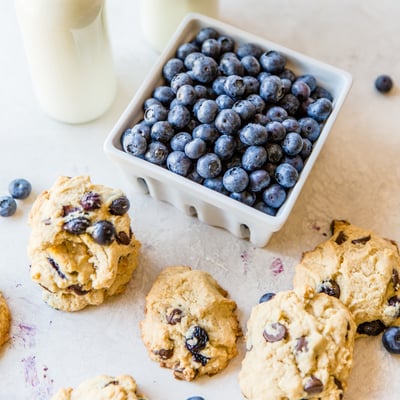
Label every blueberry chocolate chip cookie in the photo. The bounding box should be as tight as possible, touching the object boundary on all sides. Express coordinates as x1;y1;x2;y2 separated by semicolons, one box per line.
51;374;145;400
0;292;11;347
239;290;356;400
293;220;400;336
140;266;241;381
28;176;141;312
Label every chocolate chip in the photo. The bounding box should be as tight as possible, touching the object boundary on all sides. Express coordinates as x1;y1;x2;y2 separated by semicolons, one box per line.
335;231;347;245
154;348;173;360
166;308;183;325
47;257;66;279
318;279;341;298
351;235;371;245
304;375;324;395
357;320;385;336
116;231;131;245
263;322;287;342
295;336;308;353
67;284;89;296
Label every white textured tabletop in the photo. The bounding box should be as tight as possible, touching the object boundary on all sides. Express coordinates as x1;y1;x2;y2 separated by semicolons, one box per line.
1;0;399;399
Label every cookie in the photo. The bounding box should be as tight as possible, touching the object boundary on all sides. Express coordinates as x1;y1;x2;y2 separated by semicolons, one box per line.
28;176;141;312
50;374;144;399
239;290;356;400
140;266;241;381
293;220;400;335
0;292;11;347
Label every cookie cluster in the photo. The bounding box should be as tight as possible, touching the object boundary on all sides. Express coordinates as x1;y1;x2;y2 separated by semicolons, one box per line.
27;176;141;312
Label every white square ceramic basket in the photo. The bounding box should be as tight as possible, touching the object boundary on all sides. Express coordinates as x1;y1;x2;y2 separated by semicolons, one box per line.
104;13;352;247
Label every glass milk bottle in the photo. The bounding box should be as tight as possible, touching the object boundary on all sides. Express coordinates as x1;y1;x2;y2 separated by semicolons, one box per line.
140;0;219;52
14;0;117;124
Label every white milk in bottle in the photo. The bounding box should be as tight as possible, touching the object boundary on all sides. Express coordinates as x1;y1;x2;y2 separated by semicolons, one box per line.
14;0;117;124
140;0;219;52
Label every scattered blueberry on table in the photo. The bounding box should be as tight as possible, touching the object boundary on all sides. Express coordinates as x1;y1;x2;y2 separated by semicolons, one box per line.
0;178;32;217
0;196;17;217
375;74;393;93
121;26;335;216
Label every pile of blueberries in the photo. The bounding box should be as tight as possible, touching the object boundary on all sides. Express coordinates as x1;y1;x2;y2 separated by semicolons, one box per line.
121;26;334;216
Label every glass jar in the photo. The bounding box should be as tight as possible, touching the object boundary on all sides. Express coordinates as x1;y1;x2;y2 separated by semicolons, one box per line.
14;0;117;124
140;0;219;52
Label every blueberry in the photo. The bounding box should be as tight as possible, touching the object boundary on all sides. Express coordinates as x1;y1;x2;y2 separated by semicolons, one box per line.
248;169;271;192
143;97;161;110
241;55;261;76
150;121;175;143
153;85;175;105
144;103;168;125
279;68;296;82
307;97;333;122
279;94;300;116
239;123;268;146
191;56;218;83
130;121;151;140
262;183;287;208
63;216;90;235
259;292;276;303
280;78;292;94
168;104;191;129
195;99;218;124
8;178;32;199
223;167;249;193
166;151;192;176
193;84;209;99
299;117;321;142
219;53;244;76
184;51;204;70
254;201;277;216
90;220;116;245
259;50;286;74
274;163;299;188
201;38;221;59
282;132;304;156
300;138;313;158
232;100;256;121
253;113;270;125
80;191;102;211
195;27;218;44
266;106;288;122
375;74;394;93
185;138;207;160
170;132;192;151
246;94;266;114
215;94;234;110
176;42;199;60
162;58;185;82
260;75;284;103
224;75;246;98
214;135;236;160
291;80;311;101
236;42;263;59
266;121;286;142
382;326;400;354
144;141;169;165
283;155;304;172
242;146;267;171
312;86;333;101
215;109;241;135
0;196;17;217
109;196;130;215
196;153;222;179
282;117;300;133
230;190;256;206
176;84;197;106
203;177;228;194
296;74;317;92
192;123;219;144
170;72;194;93
212;76;227;96
218;35;235;52
266;143;283;163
